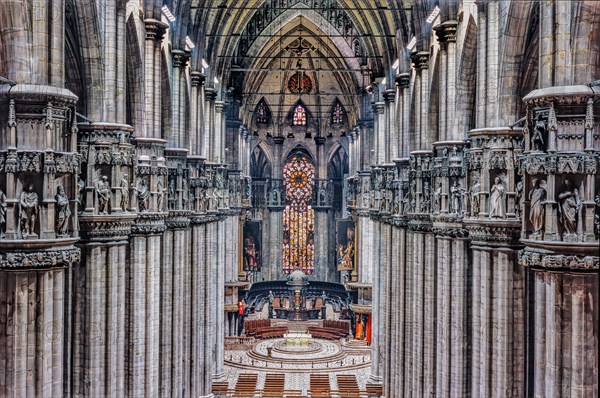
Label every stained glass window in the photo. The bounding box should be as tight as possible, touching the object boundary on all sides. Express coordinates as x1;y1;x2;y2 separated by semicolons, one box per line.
283;155;315;274
332;102;344;124
293;104;307;126
256;100;269;124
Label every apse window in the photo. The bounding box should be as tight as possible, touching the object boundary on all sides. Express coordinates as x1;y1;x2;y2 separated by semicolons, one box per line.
283;155;315;274
293;104;307;126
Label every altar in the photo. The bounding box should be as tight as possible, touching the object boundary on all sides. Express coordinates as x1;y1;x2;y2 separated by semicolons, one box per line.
284;332;312;346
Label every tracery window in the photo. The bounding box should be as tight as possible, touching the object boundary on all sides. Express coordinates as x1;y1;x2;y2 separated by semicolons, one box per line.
282;154;315;274
293;104;307;126
332;102;344;124
256;100;270;124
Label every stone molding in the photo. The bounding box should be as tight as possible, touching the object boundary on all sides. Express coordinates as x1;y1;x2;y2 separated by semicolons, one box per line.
79;215;136;241
0;238;80;269
131;212;167;235
519;249;599;271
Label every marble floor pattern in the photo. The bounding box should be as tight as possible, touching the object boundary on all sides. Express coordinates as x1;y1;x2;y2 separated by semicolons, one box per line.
223;338;372;394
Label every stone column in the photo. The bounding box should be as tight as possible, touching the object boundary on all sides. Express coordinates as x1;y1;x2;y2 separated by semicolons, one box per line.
144;19;168;139
373;102;386;165
435;20;458;141
435;235;452;398
369;221;385;383
203;88;217;160
171;49;189;148
190;72;206;155
413;52;430;149
214;101;225;163
213;219;226;380
383;89;396;161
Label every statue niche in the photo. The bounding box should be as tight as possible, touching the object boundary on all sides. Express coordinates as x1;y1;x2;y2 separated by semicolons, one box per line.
19;183;39;238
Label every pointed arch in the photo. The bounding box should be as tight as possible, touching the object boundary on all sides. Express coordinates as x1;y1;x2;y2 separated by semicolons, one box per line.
327;144;349;179
250;142;272;179
285;144;314;163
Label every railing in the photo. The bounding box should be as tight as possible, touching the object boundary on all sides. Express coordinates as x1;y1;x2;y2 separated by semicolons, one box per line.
224;336;255;346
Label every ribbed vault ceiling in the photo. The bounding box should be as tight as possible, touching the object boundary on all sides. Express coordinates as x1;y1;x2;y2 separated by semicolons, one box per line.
166;0;416;125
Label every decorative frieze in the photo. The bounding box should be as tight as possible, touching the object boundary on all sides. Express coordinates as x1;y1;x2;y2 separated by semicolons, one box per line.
0;246;80;269
79;216;136;241
519;249;599;270
131;212;167;235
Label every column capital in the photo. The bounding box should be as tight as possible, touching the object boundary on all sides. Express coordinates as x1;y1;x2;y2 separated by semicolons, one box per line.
395;72;411;88
204;87;217;101
372;101;386;113
172;49;189;68
190;71;206;87
410;51;430;70
144;19;169;41
215;100;225;113
383;89;396;103
434;20;458;43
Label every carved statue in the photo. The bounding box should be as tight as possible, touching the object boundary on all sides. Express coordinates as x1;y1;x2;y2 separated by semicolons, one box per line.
515;179;523;219
268;290;274;305
489;176;506;219
529;179;546;237
558;179;581;236
450;180;464;214
95;175;111;214
531;113;546;151
120;174;130;211
432;182;442;213
421;181;431;213
19;184;39;237
318;181;328;206
55;185;71;237
157;178;165;212
182;179;189;209
0;188;7;238
77;177;85;211
470;178;481;216
137;178;150;212
168;179;176;210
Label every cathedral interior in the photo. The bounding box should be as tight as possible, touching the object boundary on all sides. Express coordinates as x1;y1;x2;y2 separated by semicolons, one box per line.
0;0;599;397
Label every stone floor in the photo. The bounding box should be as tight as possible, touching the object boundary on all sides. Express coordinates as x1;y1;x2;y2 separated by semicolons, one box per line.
222;338;372;396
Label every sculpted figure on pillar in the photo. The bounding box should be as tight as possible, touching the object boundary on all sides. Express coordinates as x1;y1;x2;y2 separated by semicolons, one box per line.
182;179;189;210
19;184;39;237
432;182;442;214
557;179;581;237
0;188;7;238
77;177;85;212
95;175;111;214
137;178;150;212
168;179;176;210
120;174;130;211
421;180;431;213
529;179;547;238
157;177;165;212
450;180;464;214
55;185;71;237
489;176;507;219
515;179;523;219
470;177;481;216
531;113;546;152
